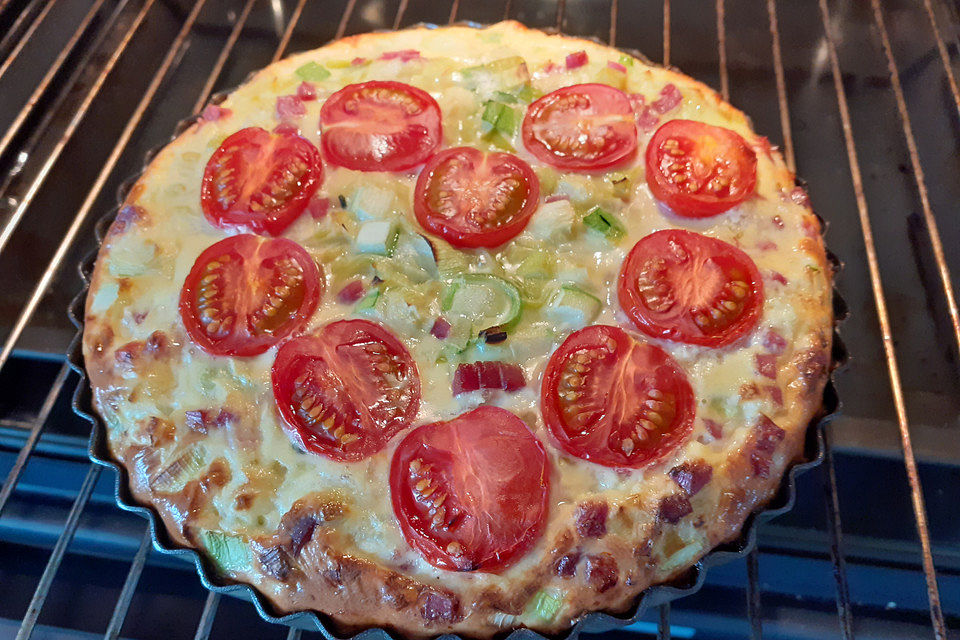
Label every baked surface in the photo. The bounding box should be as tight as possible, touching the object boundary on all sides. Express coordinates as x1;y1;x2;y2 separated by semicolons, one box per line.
82;21;832;637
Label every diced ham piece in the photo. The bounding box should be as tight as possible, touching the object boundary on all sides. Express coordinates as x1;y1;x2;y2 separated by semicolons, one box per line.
201;103;231;122
566;50;589;69
337;280;366;304
545;194;570;203
351;57;367;66
297;82;317;101
750;415;785;478
184;409;235;434
575;502;608;538
651;83;682;113
307;197;330;220
703;418;723;440
658;494;693;523
276;94;306;121
669;460;713;496
452;361;525;395
755;353;778;380
380;49;421;62
763;330;787;354
273;123;299;136
607;60;627;73
429;318;451;340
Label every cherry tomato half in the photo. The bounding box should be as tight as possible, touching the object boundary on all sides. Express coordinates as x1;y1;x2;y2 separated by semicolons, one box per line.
618;229;764;347
541;325;695;468
179;234;322;357
319;80;442;172
414;146;540;248
522;83;637;172
200;127;323;235
645;119;757;217
272;319;421;462
390;406;549;572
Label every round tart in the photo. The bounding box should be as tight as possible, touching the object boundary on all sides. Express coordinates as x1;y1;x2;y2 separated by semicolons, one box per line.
82;21;832;638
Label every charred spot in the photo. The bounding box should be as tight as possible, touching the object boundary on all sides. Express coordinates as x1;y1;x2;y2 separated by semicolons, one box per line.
749;415;786;478
288;516;317;556
575;501;609;538
555;551;582;578
202;458;231;490
658;494;693;523
185;409;234;434
145;330;170;354
88;325;114;355
795;347;829;389
418;588;462;624
740;383;762;400
381;574;417;610
234;493;255;511
669;460;713;496
110;205;146;236
585;553;619;593
145;417;175;447
320;555;362;587
258;545;292;580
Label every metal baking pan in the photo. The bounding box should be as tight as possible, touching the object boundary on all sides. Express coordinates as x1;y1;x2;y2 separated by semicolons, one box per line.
66;21;847;640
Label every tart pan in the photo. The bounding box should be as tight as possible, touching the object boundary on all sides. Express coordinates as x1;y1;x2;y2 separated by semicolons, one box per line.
67;22;847;639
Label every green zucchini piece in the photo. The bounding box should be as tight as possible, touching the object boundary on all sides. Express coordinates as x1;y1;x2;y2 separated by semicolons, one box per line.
389;232;440;283
545;285;602;330
523;199;575;241
200;530;251;572
356;220;399;256
526;589;563;622
481;100;520;138
582;205;625;241
443;274;522;333
355;288;380;312
295;61;330;81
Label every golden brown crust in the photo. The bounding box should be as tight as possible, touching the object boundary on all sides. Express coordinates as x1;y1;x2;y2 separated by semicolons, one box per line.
82;20;833;638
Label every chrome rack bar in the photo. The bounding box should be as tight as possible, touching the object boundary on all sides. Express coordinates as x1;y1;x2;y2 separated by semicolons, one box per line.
556;0;565;30
0;362;69;517
608;0;617;46
449;0;460;24
103;528;153;640
193;0;259;114
870;0;960;366
336;0;359;40
0;0;110;161
0;0;209;373
0;0;152;257
272;0;309;62
922;0;960;122
393;0;409;31
816;0;946;637
715;0;728;101
0;0;53;75
16;464;103;640
662;0;670;66
765;2;852;635
193;592;221;640
746;549;762;640
286;627;303;640
657;603;670;640
765;0;793;172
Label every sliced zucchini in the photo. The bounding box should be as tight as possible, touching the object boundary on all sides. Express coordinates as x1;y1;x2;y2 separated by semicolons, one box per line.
443;274;522;334
514;252;557;306
544;285;602;330
390;232;440;283
295;61;330;81
582;205;625;241
356;220;399;256
200;530;252;572
355;288;380;313
460;56;531;98
525;589;563;622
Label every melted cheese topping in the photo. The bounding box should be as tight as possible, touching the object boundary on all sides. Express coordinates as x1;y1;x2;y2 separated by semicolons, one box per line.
86;21;831;616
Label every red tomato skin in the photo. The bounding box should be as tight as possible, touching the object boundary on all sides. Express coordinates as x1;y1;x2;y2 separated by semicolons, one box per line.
521;83;637;172
645;119;757;217
617;229;764;347
179;235;322;357
389;406;550;572
271;320;420;462
541;325;695;468
319;80;442;172
413;147;540;248
200;127;323;235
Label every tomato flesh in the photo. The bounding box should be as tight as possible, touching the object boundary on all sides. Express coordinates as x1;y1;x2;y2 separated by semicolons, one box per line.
390;406;549;572
522;83;637;171
200;127;323;235
645;119;757;217
618;229;764;347
414;147;540;248
272;319;421;462
320;80;442;172
179;235;322;357
541;325;695;468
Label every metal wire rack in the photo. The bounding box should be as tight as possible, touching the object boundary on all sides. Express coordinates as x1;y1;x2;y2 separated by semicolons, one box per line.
0;0;958;638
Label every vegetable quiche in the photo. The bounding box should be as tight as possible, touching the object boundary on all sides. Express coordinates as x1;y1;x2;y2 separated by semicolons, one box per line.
81;21;833;638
